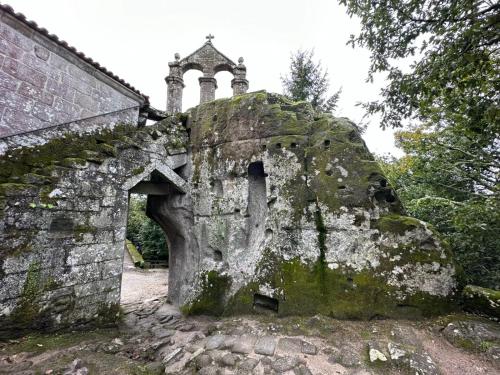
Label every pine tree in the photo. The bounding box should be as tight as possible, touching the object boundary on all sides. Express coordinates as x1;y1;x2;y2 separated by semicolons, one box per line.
281;49;341;113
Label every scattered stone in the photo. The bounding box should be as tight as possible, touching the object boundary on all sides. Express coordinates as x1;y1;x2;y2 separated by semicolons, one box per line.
179;323;195;332
277;338;303;353
406;352;439;375
151;327;175;339
186;331;206;344
185;344;203;353
220;353;238;367
239;357;259;371
162;348;183;365
149;338;172;351
294;364;313;375
63;359;88;375
272;356;300;372
327;346;361;368
222;335;237;349
368;347;387;362
442;319;500;349
301;341;317;355
197;366;219;375
195;354;213;369
206;335;226;350
190;347;205;362
155;304;182;320
231;335;257;354
254;336;277;356
112;338;124;346
98;341;122;354
387;342;406;360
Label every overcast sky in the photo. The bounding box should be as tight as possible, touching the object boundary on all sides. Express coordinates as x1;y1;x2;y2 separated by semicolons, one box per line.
5;0;402;156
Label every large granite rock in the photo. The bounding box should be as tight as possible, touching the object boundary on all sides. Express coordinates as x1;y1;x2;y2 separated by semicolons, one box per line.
164;91;457;318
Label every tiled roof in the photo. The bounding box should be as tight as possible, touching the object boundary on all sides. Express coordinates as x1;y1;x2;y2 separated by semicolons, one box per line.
0;3;149;104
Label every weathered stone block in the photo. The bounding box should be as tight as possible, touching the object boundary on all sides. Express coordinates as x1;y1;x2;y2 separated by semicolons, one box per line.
47;80;74;102
100;259;123;279
0;70;18;90
0;38;24;59
2;57;47;88
17;82;54;105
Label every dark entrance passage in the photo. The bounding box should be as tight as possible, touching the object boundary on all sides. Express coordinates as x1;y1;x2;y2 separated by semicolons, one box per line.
120;170;180;306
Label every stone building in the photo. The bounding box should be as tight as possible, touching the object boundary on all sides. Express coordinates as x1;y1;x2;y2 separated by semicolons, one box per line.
0;5;457;338
0;4;148;149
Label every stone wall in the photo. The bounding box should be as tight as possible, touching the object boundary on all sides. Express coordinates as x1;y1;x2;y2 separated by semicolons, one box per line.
0;118;188;338
0;7;145;138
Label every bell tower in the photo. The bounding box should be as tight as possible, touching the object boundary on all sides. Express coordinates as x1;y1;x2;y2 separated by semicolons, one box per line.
165;36;249;113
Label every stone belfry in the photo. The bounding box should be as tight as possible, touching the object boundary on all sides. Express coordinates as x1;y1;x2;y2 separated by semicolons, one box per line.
165;35;249;113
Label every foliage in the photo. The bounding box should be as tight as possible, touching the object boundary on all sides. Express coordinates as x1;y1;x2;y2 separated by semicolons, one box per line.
281;49;341;113
341;0;499;289
339;0;499;131
127;194;168;262
379;148;500;289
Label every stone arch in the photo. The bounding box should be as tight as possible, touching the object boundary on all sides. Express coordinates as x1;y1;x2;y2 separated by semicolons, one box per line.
181;62;204;74
123;163;192;305
214;63;234;75
165;39;249;113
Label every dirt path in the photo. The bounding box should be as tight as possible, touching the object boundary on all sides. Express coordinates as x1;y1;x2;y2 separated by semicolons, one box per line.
119;250;168;305
416;329;499;375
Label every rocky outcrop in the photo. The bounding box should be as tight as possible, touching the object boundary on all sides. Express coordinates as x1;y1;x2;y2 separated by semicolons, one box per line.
0;91;457;337
171;91;457;318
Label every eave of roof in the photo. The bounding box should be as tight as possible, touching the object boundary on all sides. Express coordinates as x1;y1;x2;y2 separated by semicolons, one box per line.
0;3;149;105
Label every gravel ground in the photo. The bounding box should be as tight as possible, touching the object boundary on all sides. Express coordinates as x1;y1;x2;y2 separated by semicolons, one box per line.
2;258;498;374
119;250;168;305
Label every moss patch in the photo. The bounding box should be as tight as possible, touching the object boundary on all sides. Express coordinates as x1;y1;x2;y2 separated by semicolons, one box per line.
462;285;500;318
181;271;231;316
227;257;454;319
10;262;43;327
373;214;422;235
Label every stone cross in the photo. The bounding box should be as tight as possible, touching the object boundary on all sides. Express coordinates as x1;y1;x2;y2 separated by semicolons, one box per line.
206;34;214;43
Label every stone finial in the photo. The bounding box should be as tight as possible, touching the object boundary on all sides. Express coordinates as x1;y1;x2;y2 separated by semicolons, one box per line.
238;57;244;64
206;34;215;43
174;53;180;61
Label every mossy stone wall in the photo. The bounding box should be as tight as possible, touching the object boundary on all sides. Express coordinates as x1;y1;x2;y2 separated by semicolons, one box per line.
0;117;188;338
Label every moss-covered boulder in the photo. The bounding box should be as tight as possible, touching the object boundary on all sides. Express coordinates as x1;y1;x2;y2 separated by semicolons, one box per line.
463;285;500;318
175;91;457;318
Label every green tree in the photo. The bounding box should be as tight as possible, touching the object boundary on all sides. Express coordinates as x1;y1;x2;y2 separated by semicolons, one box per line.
281;49;341;113
126;194;168;263
340;0;499;288
339;0;499;132
378;128;500;288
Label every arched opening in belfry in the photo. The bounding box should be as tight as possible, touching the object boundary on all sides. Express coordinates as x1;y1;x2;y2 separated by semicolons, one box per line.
182;69;204;111
214;71;233;100
121;169;187;307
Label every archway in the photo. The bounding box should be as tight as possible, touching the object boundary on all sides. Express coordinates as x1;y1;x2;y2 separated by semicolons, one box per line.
214;71;234;100
120;162;190;307
182;69;204;111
